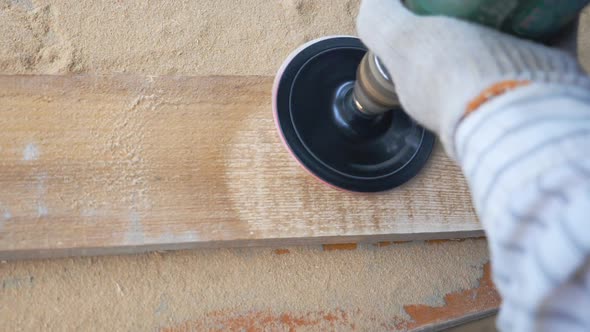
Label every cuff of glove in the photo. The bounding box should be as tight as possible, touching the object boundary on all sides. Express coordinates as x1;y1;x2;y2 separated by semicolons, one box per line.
442;80;532;160
445;75;590;159
447;76;590;161
464;80;532;116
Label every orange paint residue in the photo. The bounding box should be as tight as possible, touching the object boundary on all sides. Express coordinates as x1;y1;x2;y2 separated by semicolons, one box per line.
273;249;290;255
399;262;500;330
322;243;357;251
426;237;486;245
425;239;452;245
160;309;353;332
160;263;499;332
374;241;393;247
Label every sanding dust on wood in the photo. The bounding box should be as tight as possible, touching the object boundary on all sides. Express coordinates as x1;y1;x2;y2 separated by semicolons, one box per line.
0;74;479;257
0;240;496;331
7;1;590;331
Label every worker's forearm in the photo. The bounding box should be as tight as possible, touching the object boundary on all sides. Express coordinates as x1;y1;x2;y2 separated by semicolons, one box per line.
455;83;590;331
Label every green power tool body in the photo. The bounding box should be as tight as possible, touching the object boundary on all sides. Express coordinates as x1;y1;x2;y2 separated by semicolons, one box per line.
406;0;589;40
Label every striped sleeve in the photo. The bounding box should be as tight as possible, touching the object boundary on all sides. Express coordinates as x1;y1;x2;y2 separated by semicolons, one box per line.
454;83;590;332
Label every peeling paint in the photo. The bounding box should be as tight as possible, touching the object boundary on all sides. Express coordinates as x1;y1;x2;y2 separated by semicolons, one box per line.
125;210;201;243
33;173;48;218
37;204;48;217
10;0;34;11
23;143;39;161
399;263;500;330
161;309;354;332
81;208;103;217
125;211;145;243
0;205;11;229
2;276;34;290
147;231;200;243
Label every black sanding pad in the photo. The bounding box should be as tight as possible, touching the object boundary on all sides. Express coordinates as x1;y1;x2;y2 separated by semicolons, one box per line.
273;36;435;192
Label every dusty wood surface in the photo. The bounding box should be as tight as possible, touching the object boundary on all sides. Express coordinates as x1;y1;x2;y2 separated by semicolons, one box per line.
162;254;499;332
1;240;498;331
0;74;480;259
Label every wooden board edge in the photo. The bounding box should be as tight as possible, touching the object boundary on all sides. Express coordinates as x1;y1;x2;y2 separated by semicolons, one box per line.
0;230;485;260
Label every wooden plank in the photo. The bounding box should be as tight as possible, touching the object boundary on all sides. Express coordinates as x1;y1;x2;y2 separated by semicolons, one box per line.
0;74;481;259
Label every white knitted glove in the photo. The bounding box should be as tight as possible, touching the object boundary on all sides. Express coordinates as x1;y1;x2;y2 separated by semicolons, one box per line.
357;0;590;158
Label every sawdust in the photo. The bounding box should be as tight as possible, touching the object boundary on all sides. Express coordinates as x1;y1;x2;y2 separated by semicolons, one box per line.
92;93;159;243
2;1;587;76
0;0;359;76
0;1;82;73
1;0;588;330
0;240;490;331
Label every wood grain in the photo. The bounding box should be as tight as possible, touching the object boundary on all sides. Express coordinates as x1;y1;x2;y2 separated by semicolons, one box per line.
0;74;481;259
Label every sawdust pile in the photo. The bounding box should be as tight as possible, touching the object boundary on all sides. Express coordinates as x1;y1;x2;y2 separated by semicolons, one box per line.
1;241;489;331
0;0;359;75
2;1;588;75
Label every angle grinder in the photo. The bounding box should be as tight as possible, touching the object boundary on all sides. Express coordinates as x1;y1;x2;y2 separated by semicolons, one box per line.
273;0;587;192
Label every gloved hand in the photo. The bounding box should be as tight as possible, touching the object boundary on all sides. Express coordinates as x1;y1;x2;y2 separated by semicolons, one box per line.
356;0;590;158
